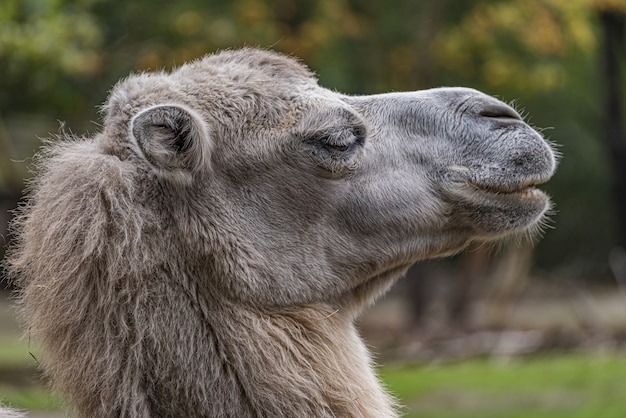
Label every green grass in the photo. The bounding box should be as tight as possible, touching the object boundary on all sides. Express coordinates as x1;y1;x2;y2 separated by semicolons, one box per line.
380;354;626;418
0;334;60;411
2;342;626;417
0;336;34;368
0;385;61;412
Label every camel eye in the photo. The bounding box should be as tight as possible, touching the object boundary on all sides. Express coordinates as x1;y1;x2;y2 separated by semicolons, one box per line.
314;127;364;155
328;144;349;152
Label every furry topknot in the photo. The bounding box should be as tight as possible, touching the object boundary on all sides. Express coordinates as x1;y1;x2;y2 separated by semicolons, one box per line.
7;139;159;415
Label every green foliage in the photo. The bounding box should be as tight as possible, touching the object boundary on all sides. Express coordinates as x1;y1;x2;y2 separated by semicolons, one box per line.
1;0;624;274
0;0;104;114
435;0;597;95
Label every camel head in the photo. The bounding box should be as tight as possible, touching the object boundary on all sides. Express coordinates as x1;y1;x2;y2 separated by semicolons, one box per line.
7;47;558;417
102;48;556;310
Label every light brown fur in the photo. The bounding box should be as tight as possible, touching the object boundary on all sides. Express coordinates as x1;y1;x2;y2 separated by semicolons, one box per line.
5;48;556;417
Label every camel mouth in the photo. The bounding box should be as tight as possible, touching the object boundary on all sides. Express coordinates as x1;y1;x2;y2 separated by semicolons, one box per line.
445;165;553;204
463;180;550;206
468;182;546;200
444;177;552;236
444;175;551;211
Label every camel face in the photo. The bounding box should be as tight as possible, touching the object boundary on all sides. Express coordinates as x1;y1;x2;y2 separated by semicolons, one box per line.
340;88;556;241
108;48;555;306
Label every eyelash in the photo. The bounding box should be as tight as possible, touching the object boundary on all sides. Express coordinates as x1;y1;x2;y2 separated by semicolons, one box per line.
321;140;352;153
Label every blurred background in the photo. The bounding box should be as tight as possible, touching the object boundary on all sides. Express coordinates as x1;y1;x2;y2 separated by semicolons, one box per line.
1;0;626;416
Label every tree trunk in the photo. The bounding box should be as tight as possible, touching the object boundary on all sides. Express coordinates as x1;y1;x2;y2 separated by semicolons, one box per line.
600;10;626;247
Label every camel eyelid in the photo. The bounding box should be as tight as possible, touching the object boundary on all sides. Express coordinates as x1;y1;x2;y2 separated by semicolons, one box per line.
317;130;362;154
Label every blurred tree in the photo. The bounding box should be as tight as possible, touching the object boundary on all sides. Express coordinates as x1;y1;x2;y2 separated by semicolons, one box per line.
1;0;624;281
599;9;626;247
0;0;104;116
433;0;626;276
0;0;105;275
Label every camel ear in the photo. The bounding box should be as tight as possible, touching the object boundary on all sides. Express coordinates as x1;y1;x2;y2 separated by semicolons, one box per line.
131;104;210;175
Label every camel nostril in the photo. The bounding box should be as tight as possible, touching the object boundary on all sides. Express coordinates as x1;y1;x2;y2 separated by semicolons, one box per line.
479;105;522;121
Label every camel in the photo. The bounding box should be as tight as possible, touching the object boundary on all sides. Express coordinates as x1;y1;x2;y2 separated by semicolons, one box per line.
4;48;556;417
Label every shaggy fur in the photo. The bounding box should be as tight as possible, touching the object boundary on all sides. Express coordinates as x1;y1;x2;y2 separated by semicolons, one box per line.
0;404;25;418
6;48;556;417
